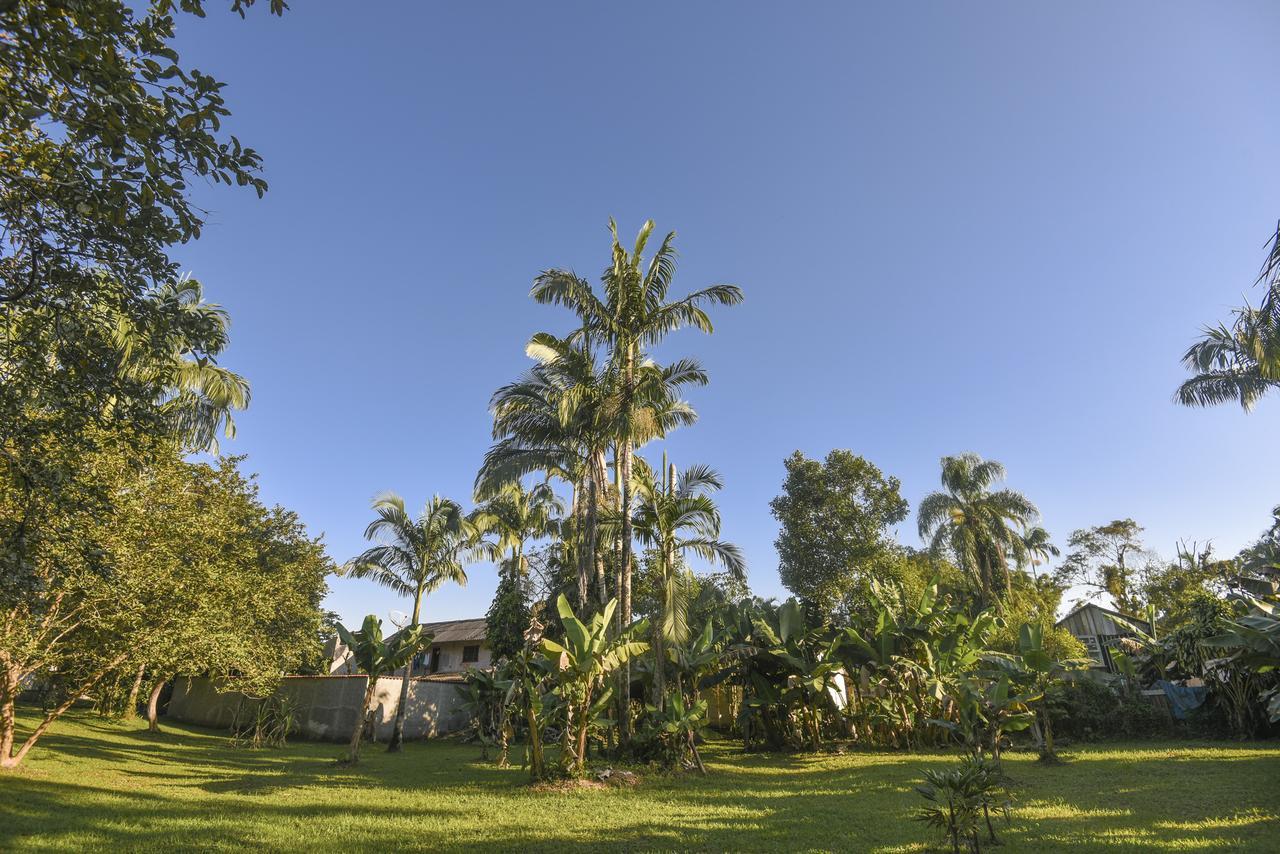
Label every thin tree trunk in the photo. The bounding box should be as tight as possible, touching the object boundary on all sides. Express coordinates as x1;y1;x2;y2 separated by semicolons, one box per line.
1;667;17;767
349;677;379;763
124;665;145;720
591;450;608;611
619;437;634;743
2;656;126;769
388;589;424;752
573;479;588;611
146;678;165;732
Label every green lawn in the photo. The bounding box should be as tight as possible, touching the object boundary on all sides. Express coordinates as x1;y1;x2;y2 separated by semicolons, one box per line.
2;710;1278;852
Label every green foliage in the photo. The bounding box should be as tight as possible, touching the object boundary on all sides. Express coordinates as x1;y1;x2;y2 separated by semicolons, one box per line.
1;0;275;605
914;755;1014;853
229;696;299;750
487;569;533;662
917;454;1040;608
1177;221;1280;410
335;615;433;763
770;450;909;613
1046;679;1169;741
541;594;648;775
1;441;330;768
1055;519;1150;614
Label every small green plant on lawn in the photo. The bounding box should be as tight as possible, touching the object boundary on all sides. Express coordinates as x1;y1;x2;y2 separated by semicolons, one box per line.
914;755;1014;853
229;696;298;749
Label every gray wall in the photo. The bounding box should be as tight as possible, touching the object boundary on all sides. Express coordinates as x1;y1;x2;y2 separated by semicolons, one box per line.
168;675;472;742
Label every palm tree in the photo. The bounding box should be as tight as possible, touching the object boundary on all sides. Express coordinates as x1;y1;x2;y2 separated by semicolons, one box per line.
530;219;742;737
478;331;707;612
1177;223;1280;410
630;456;744;709
1020;526;1059;580
917;454;1039;608
472;480;563;577
115;275;250;452
343;493;477;752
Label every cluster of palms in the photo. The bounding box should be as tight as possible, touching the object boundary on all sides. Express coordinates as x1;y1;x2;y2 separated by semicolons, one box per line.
336;220;746;769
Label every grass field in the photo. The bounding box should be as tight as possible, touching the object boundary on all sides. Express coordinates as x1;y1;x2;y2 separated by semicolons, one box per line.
2;710;1279;852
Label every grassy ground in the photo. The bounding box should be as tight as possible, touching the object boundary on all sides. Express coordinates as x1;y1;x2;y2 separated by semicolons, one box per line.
2;710;1279;852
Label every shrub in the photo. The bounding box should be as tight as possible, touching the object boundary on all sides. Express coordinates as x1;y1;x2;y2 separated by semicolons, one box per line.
1046;678;1168;741
913;755;1013;853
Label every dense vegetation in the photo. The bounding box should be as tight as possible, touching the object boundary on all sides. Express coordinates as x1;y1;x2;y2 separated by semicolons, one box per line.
3;2;1279;851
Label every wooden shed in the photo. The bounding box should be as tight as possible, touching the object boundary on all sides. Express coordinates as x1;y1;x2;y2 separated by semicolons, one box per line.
1055;602;1151;673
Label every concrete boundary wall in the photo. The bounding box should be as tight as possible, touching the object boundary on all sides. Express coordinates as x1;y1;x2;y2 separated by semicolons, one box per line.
168;675;472;742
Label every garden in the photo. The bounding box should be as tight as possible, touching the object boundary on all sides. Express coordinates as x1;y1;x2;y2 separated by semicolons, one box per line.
3;2;1280;852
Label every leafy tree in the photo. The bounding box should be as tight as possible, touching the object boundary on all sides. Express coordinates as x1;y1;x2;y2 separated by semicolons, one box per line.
770;450;909;614
1177;222;1280;410
486;569;533;662
343;494;478;752
1019;527;1059;580
1;0;278;604
1141;542;1231;628
917;454;1039;608
1054;519;1150;614
474;481;561;660
1236;505;1280;596
335;617;431;764
1;442;329;768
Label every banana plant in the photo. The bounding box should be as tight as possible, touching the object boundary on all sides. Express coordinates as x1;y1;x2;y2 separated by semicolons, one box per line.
1007;622;1089;758
541;594;648;775
643;692;711;773
335;616;432;763
1203;594;1280;723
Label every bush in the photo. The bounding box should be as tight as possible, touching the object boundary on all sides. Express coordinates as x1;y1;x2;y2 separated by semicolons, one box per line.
1046;678;1168;741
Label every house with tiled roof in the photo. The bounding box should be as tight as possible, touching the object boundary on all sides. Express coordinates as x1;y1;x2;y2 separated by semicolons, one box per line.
326;618;490;681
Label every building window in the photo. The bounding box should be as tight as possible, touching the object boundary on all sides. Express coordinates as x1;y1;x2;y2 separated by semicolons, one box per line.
429;647;441;673
462;645;480;664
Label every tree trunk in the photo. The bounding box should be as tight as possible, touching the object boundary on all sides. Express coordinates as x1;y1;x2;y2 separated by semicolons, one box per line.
124;665;145;720
2;656;125;769
388;590;424;752
619;438;634;743
348;677;379;763
526;703;543;781
573;480;588;611
592;450;609;611
1;666;17;768
146;678;165;732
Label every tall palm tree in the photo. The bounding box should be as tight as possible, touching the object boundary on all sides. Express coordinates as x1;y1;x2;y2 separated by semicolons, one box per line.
1020;526;1059;580
1177;222;1280;410
115;275;250;452
917;454;1039;608
478;331;706;611
530;219;742;737
343;493;477;752
629;456;744;709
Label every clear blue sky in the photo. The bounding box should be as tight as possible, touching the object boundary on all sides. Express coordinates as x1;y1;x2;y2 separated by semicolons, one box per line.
173;2;1280;627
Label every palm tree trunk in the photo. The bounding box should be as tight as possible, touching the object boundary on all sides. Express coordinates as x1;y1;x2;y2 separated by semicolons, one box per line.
592;450;609;610
388;588;424;752
618;438;634;744
573;479;588;610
